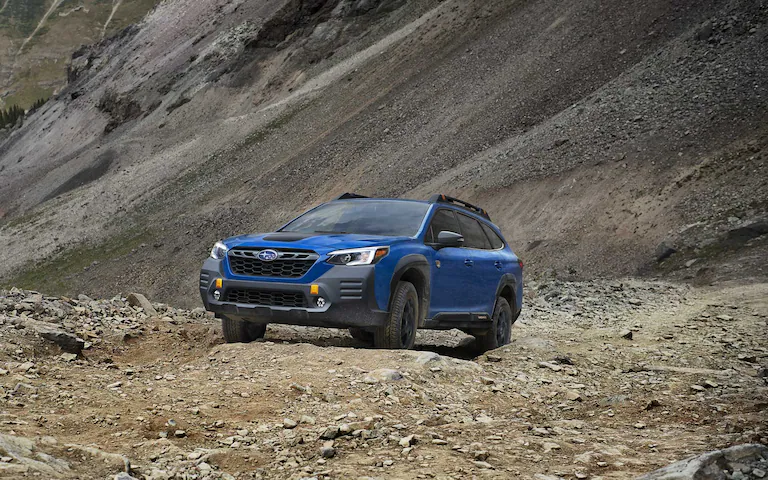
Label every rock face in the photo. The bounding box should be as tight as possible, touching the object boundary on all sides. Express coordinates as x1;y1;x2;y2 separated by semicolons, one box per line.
638;444;768;480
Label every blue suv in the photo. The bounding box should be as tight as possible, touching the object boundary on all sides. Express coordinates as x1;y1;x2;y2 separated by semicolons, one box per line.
200;194;523;351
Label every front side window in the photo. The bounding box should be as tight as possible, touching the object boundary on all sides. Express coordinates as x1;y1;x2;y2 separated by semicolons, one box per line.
281;200;430;237
425;209;461;243
456;213;491;249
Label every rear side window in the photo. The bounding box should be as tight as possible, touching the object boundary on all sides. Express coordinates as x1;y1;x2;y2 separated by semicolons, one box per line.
457;214;491;249
481;223;504;249
425;209;461;243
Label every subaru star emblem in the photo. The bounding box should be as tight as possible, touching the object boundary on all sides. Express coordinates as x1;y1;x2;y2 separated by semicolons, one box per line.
257;249;279;262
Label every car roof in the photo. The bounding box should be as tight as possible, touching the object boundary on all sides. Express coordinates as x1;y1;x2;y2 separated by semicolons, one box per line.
330;198;500;229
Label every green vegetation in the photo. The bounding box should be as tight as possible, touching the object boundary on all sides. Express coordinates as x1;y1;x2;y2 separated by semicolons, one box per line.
0;103;24;128
0;95;47;127
7;227;153;294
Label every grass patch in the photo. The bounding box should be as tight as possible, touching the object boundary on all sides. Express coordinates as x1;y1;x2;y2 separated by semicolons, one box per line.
6;228;152;294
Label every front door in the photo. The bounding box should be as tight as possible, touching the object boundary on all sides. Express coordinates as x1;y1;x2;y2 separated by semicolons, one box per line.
425;209;477;317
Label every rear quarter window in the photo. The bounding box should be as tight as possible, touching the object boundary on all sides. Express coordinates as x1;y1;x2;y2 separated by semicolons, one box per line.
481;223;505;249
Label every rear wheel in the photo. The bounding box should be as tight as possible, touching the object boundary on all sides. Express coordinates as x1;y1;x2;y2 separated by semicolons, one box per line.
374;281;418;349
475;297;512;352
221;316;267;343
349;328;374;344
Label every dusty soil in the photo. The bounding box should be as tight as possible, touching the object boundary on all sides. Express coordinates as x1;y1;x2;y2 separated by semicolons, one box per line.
1;280;766;479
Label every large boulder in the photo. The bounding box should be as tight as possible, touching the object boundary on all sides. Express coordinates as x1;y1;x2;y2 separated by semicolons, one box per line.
126;293;157;316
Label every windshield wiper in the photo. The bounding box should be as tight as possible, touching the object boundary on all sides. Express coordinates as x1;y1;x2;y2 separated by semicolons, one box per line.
313;230;349;234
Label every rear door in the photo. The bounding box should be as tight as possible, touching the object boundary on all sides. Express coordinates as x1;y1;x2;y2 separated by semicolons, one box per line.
456;213;501;315
425;209;475;318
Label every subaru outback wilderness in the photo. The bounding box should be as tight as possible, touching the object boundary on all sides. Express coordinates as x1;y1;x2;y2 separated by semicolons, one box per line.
200;194;523;351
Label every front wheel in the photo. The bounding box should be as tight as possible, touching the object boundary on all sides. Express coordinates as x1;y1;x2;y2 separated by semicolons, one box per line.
475;297;513;352
374;281;418;349
221;316;267;343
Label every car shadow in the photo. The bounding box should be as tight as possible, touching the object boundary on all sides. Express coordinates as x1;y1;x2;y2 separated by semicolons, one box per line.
262;325;480;360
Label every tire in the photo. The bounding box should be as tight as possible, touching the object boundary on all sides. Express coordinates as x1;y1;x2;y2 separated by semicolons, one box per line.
374;281;419;349
349;328;374;344
475;297;513;353
221;316;267;343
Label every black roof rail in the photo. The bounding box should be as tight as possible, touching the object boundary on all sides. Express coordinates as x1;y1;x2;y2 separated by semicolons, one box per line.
428;194;491;220
334;192;369;200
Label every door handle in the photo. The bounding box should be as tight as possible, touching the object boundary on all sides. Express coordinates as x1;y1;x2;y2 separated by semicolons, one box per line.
464;259;474;267
494;261;503;270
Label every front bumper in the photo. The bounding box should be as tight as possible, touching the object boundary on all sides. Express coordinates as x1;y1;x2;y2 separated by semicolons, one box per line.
199;258;388;328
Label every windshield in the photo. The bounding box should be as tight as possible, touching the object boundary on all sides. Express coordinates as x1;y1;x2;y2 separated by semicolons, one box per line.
280;200;429;237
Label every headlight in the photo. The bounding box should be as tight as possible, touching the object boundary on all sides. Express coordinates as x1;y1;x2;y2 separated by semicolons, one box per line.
326;247;389;266
210;241;228;260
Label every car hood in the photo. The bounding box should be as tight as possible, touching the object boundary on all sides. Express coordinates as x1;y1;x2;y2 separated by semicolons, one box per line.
222;232;411;255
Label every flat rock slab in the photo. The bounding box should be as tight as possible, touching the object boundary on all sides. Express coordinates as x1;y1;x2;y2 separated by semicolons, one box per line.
22;319;84;354
638;443;768;480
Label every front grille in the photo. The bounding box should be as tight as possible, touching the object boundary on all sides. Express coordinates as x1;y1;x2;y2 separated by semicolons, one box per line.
228;248;318;278
200;272;210;288
225;289;307;308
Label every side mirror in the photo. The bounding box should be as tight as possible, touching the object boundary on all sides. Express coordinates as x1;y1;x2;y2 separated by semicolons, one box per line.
435;231;464;249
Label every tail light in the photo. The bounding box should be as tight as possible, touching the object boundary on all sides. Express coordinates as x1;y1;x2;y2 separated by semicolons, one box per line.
518;259;524;269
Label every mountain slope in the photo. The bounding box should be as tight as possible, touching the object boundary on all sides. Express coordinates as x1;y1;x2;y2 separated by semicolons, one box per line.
0;0;766;306
0;0;158;109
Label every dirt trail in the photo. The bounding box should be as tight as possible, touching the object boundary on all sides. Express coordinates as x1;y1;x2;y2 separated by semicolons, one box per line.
100;0;123;40
16;0;64;54
0;279;765;479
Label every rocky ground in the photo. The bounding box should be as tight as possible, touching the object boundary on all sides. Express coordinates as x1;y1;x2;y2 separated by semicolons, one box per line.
0;280;766;479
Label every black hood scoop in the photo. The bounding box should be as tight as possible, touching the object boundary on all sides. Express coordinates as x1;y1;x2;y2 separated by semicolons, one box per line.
262;232;320;242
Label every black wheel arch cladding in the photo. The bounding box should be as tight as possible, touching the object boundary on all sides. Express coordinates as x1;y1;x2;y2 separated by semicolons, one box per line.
390;254;430;325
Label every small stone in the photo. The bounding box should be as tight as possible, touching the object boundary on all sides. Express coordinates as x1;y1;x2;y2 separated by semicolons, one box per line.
383;459;394;466
752;468;766;478
738;354;757;363
620;329;633;340
399;435;415;447
363;369;403;384
542;442;561;453
174;430;186;438
320;426;340;440
538;361;562;372
690;385;706;392
485;354;502;362
703;380;718;388
565;390;582;402
300;415;316;425
473;461;494;469
628;298;642;306
283;418;297;429
60;353;78;362
320;446;336;458
715;314;733;321
107;381;123;389
432;439;448;445
633;422;646;429
480;377;495;385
